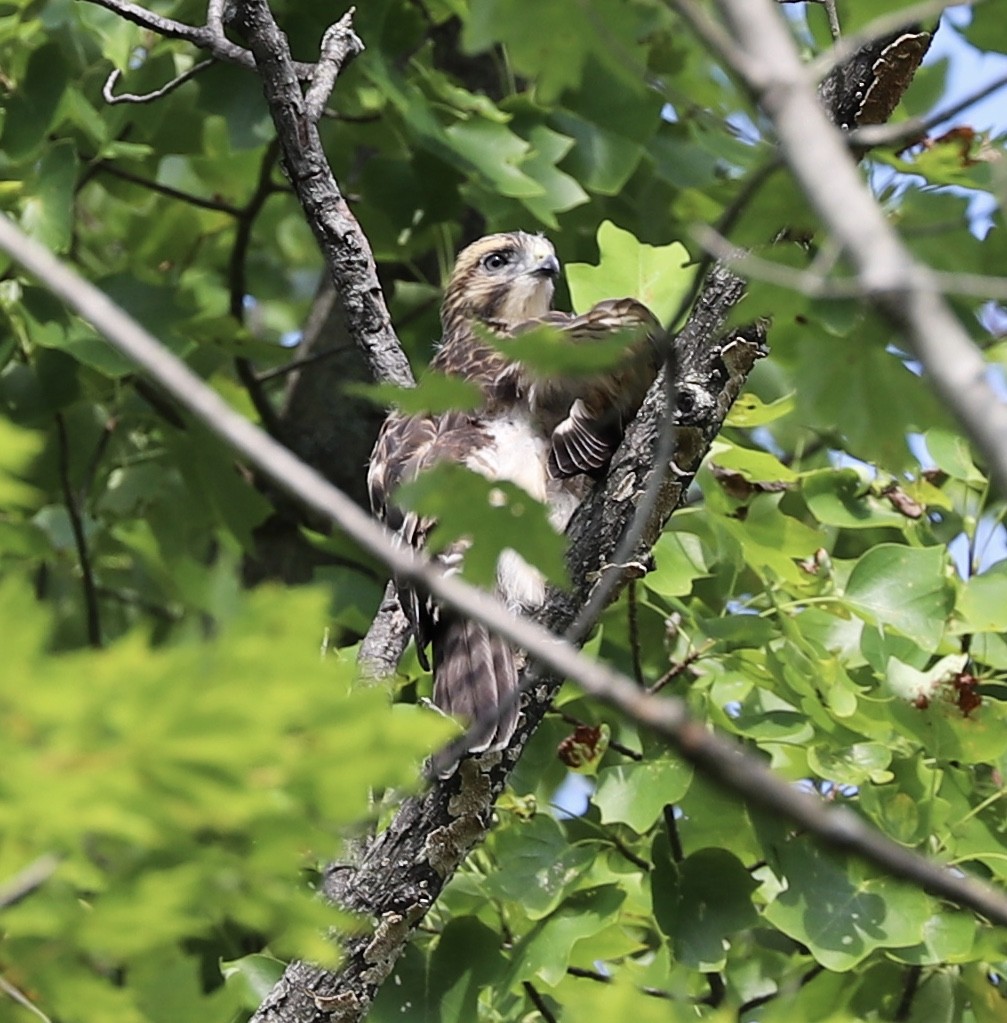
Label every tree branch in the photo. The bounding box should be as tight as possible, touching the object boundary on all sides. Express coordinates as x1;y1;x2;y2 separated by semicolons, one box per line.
226;2;414;389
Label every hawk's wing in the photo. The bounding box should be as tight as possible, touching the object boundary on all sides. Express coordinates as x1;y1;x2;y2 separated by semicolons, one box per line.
367;405;521;753
516;298;664;479
367;407;487;664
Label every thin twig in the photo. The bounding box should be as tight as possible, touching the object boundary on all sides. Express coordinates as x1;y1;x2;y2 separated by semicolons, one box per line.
610;834;651;871
101;59;212;105
255;346;343;385
663;804;684;862
626;580;645;685
95;585;182;623
823;0;841;39
54;413;102;649
894;965;923;1022
557;711;643;761
701;973;726;1008
0;976;52;1023
649;642;711;694
91;161;242;216
522;981;559;1023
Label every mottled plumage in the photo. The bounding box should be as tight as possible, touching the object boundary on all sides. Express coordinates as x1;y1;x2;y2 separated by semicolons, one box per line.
367;232;661;753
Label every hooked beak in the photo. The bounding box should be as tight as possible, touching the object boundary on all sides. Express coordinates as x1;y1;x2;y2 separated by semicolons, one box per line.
531;253;561;280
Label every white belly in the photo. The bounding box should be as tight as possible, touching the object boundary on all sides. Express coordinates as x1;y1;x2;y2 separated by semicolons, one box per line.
464;413;582;612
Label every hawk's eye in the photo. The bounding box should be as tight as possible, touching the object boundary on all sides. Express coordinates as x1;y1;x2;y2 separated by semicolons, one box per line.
482;251;512;271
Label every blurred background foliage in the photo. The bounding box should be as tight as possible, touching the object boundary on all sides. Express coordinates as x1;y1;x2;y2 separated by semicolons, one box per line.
2;0;1007;1020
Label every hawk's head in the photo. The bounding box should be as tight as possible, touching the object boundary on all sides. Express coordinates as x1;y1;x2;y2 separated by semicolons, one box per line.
442;232;560;329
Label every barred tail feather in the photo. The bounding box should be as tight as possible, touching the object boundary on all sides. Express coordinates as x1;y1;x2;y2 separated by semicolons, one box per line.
433;617;520;753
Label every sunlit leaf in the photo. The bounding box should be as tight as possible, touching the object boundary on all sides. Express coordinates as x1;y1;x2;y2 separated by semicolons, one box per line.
396;462;568;588
566;221;693;324
844;544;954;650
594;758;693;833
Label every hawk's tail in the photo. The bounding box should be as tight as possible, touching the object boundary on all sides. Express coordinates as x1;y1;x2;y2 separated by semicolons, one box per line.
432;616;520;753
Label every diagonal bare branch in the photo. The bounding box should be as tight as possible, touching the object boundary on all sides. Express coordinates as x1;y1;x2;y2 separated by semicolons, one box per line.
4;212;1007;1021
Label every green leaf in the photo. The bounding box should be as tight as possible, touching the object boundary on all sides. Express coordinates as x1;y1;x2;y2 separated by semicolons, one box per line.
482;320;645;377
220;954;287;1009
764;843;932;971
132;947;240;1023
463;0;647;105
858;759;949;848
20;141;78;253
807;741;893;786
725;392;795;428
966;2;1007;53
644;530;708;598
350;373;482;415
593;757;693;833
429;918;507;1023
370;919;505;1023
1;43;69;160
891;913;977;967
923;428;985;484
508;885;626;986
444;118;543;198
802;469;910;530
566;221;693;325
880;137;993;191
844;544;953;651
0;417;44;508
517;125;589;226
551;111;646;195
651;843;759;970
787;327;947;471
482;814;595;919
957;564;1007;633
709;438;798;484
396;462;568;588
